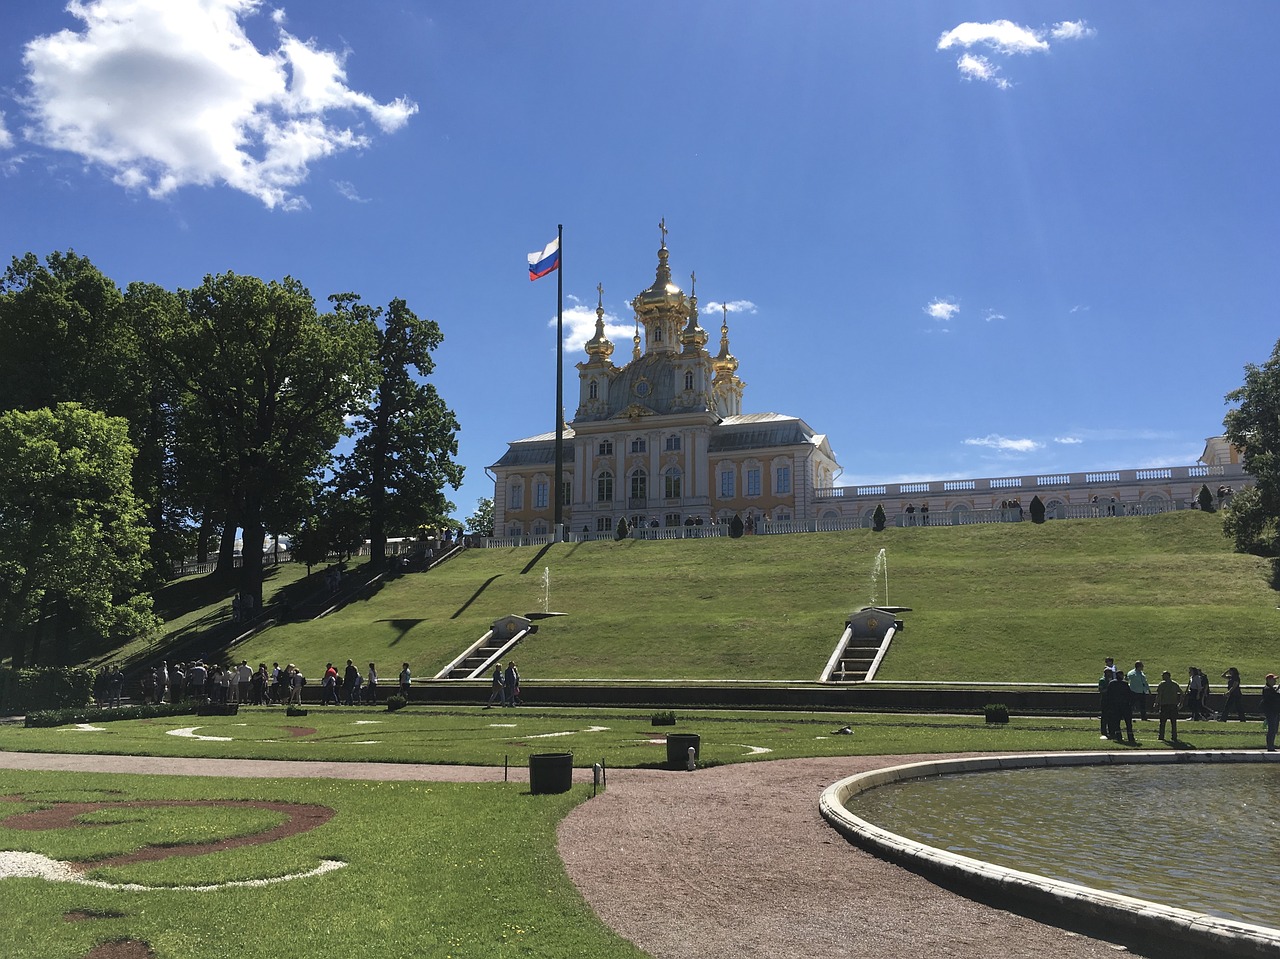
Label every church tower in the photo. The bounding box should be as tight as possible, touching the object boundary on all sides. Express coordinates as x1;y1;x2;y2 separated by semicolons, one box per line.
574;284;616;418
630;219;687;356
712;304;746;416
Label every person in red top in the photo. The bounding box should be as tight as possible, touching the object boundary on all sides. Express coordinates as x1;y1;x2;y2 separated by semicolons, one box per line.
322;662;340;705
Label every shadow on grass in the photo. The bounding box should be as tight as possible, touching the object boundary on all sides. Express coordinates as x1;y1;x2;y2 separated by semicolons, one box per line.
377;618;429;645
520;543;555;576
451;575;503;620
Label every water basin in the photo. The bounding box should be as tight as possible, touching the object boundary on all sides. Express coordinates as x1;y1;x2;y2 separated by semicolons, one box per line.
847;761;1280;929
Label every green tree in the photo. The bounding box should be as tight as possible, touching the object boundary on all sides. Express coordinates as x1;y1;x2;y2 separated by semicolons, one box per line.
466;497;494;537
0;253;185;581
1223;341;1280;555
332;296;463;571
1221;485;1275;555
0;404;159;665
150;273;375;605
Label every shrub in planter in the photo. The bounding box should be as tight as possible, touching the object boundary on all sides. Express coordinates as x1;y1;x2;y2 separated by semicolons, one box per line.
729;514;745;539
286;705;308;717
983;703;1010;724
651;710;677;726
872;504;886;532
386;694;407;712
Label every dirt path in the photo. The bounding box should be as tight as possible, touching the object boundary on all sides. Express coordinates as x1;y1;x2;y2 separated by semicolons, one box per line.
0;751;1129;958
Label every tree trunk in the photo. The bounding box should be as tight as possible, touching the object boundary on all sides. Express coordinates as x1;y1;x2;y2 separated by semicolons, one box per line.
195;500;214;563
213;515;238;581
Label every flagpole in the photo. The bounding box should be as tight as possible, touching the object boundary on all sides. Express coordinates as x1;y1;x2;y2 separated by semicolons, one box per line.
553;223;564;537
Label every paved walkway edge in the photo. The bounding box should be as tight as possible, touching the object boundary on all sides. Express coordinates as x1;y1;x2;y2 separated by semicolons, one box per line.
820;750;1280;959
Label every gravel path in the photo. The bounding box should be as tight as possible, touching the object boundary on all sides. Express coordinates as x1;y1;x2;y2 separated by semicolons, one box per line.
0;751;1130;957
558;755;1134;959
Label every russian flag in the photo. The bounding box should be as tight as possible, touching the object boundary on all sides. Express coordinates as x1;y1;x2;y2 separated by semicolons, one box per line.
528;236;560;281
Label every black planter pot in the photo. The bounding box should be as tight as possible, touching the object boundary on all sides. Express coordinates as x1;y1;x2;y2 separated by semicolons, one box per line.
529;752;573;794
665;733;700;768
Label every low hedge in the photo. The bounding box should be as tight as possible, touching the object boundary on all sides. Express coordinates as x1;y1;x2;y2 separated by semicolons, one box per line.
24;701;200;728
0;666;94;715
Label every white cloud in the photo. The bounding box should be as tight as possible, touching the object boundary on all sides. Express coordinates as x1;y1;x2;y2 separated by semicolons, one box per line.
333;179;369;202
983;310;1005;322
1054;436;1083;445
0;112;13;150
20;0;417;209
705;299;757;315
938;18;1094;89
551;303;634;354
964;434;1043;454
957;54;1010;90
1069;304;1090;314
938;20;1049;55
1051;21;1096;41
924;298;959;321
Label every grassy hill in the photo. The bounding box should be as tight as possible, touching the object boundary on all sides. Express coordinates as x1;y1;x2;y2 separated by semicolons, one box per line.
124;510;1277;685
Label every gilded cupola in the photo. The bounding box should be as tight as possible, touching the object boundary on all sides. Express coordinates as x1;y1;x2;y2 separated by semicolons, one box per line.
583;283;614;363
681;270;709;353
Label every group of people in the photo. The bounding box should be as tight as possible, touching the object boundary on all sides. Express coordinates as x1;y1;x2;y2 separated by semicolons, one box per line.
1099;657;1280;749
485;661;521;708
313;660;385;705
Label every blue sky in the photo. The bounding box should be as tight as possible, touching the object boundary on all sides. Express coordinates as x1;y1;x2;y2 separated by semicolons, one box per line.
1;2;1276;521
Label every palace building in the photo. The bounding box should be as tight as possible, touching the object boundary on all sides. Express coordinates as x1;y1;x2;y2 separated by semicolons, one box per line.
489;232;1252;542
490;233;841;537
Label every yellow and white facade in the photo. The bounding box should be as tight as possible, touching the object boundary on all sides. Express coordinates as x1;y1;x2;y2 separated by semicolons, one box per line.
490;234;840;537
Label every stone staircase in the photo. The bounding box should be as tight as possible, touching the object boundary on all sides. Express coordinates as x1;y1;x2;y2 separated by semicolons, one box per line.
821;607;909;684
434;614;536;680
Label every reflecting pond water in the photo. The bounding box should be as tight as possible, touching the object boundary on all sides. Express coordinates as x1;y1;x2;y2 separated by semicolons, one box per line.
847;762;1280;928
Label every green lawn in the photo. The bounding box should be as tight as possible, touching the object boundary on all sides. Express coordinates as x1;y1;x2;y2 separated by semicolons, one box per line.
0;705;1268;765
219;512;1276;685
0;768;642;959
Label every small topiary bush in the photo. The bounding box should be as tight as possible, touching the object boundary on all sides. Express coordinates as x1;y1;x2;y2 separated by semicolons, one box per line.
651;710;677;726
1029;495;1046;524
386;694;407;712
872;504;886;532
286;705;309;717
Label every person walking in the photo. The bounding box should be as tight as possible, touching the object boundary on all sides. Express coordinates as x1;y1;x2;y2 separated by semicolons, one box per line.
1185;667;1210;720
505;661;521;707
1262;674;1280;752
1127;661;1151;721
1156;670;1182;743
365;662;379;704
399;663;411;700
344;659;362;706
1219;667;1246;722
485;663;507;708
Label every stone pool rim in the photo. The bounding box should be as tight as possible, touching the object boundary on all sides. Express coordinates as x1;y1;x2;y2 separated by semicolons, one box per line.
820;750;1280;959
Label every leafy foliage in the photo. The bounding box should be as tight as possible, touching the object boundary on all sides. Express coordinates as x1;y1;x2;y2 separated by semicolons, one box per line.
466;497;494;536
332;295;463;570
1;666;95;714
1224;339;1280;555
0;404;160;664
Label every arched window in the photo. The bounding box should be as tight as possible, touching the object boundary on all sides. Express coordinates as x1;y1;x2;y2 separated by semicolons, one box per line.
589;380;599;400
597;470;614;502
630;469;647;501
684;371;694;390
664;467;682;499
655;326;663;342
598;439;613;455
665;434;681;451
